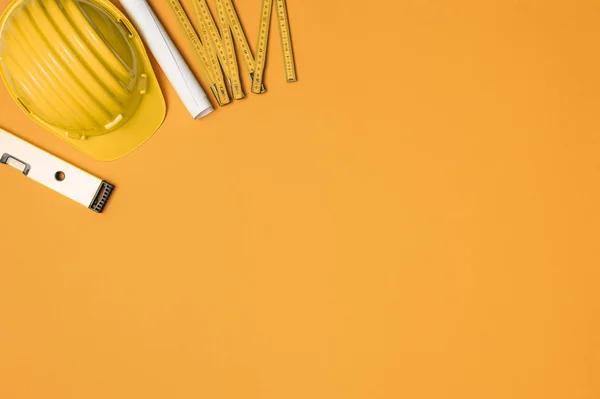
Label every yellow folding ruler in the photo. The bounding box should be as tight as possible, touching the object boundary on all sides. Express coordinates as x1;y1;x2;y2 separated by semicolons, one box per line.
166;0;294;100
219;0;264;92
215;0;243;98
252;0;297;93
191;0;243;99
191;0;269;96
167;0;231;105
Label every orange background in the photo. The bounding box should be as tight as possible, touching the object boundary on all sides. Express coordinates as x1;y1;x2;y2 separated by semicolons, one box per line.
1;0;600;398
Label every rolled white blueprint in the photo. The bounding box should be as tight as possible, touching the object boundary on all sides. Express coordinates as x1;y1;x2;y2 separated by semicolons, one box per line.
120;0;213;119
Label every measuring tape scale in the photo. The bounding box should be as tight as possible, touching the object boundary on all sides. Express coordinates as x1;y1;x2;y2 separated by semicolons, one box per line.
252;0;297;92
252;0;272;94
220;0;265;92
215;0;244;99
167;0;230;105
167;0;292;100
192;0;231;80
193;0;250;99
190;0;231;104
275;0;296;82
192;0;265;97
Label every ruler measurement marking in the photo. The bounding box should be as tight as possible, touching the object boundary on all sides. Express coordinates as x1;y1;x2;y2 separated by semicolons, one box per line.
194;0;249;100
215;0;244;99
222;0;255;76
252;0;272;94
167;0;228;104
191;0;230;104
275;0;296;82
169;0;293;101
222;0;265;92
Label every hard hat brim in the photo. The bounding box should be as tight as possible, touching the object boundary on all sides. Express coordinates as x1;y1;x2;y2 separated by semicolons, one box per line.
57;84;166;161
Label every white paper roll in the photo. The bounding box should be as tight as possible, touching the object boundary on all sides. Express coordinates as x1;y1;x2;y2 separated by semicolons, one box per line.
120;0;213;119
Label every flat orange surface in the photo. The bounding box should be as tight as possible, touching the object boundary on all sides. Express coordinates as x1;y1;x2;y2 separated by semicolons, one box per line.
1;0;600;398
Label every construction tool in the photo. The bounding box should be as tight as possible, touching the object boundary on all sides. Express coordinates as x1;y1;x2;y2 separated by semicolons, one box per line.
0;128;114;213
120;0;214;118
220;0;264;92
252;0;297;93
178;0;264;96
215;0;243;99
192;0;244;99
275;0;296;82
166;0;230;105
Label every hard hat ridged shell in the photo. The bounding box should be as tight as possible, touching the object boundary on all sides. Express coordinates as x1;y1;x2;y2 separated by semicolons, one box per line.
0;0;166;160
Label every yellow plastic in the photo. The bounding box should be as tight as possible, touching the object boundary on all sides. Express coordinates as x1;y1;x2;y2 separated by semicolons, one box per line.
0;0;166;161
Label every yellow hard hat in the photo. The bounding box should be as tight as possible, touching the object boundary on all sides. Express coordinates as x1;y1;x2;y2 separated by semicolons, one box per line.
0;0;166;161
